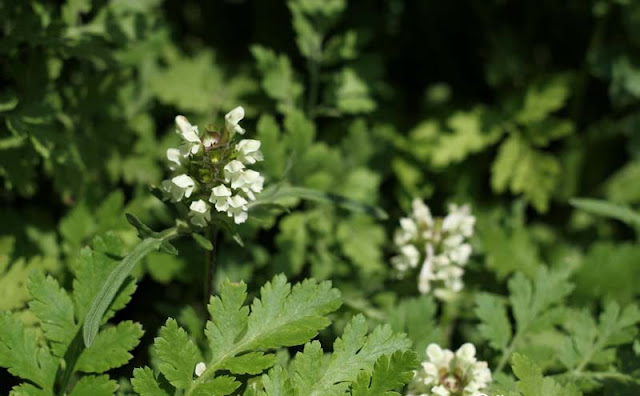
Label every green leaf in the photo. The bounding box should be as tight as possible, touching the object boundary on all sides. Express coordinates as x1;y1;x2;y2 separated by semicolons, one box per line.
69;375;118;396
386;296;442;360
570;197;640;229
154;318;201;390
251;45;302;113
244;275;342;350
27;272;77;357
76;321;144;373
73;241;137;323
509;267;574;331
516;76;571;125
331;68;376;114
0;312;57;390
492;134;560;212
192;233;214;251
190;376;240;396
559;301;640;370
131;367;171;396
83;237;165;347
291;314;412;396
512;354;581;396
250;185;388;220
350;350;418;396
475;293;512;352
0;90;18;112
261;365;294;396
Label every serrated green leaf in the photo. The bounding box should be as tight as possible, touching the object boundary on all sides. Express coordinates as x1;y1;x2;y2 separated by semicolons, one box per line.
291;314;412;396
69;375;119;396
154;318;201;390
260;365;295;396
475;293;512;351
492;134;560;212
0;312;57;390
131;367;172;396
190;376;240;396
27;271;76;357
387;296;442;360
512;353;581;396
509;267;574;330
350;350;418;396
516;76;571;125
77;321;144;373
251;45;302;113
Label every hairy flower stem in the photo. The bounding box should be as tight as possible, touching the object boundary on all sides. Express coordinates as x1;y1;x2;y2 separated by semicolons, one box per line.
205;226;219;303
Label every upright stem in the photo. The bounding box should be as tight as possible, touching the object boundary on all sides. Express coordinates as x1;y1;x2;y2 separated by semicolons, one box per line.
204;227;219;304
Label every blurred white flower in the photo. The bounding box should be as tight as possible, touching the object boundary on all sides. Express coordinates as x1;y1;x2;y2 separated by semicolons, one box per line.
238;169;264;200
225;106;245;136
189;200;211;227
162;174;195;202
391;199;475;299
167;148;182;170
407;343;491;396
236;139;264;164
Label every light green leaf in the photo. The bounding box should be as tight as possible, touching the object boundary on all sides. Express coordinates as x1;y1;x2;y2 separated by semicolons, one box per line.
492;134;560;212
77;321;144;373
570;197;640;229
292;315;412;396
154;318;201;390
190;376;240;396
332;68;376;114
516;76;571;125
350;350;418;396
475;293;512;352
512;354;581;396
251;45;302;113
131;367;171;396
69;375;118;396
0;312;57;390
27;271;76;357
83;236;167;347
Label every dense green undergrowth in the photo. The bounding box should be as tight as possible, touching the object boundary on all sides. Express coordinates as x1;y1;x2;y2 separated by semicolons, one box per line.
1;0;640;395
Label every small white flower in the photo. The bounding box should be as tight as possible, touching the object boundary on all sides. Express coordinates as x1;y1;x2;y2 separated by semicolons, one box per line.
162;174;195;202
394;217;417;246
225;106;245;136
238;169;264;200
167;148;182;170
189;200;211;227
209;184;232;212
442;204;475;237
431;385;450;396
236;139;264;164
227;195;249;224
412;198;434;228
195;362;206;377
175;115;202;157
224;160;246;188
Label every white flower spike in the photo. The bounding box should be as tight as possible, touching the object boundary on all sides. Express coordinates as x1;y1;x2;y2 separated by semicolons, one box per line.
407;343;491;396
391;199;475;299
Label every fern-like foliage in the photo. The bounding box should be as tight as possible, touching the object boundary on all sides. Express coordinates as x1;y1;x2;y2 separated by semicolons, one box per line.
0;235;143;395
133;275;415;396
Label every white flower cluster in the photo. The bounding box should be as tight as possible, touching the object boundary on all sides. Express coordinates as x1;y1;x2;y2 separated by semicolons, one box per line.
407;343;492;396
392;199;475;299
161;106;264;226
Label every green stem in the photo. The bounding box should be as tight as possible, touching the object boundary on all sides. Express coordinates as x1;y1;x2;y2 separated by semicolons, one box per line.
441;298;461;343
496;331;522;373
204;226;219;305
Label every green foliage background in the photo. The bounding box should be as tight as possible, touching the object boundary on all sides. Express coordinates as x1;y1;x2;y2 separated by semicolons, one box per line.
1;0;639;395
